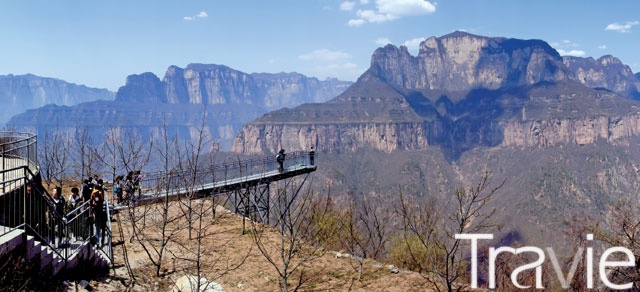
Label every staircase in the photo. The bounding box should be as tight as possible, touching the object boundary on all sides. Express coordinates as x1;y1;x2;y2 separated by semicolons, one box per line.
0;226;110;278
1;131;112;282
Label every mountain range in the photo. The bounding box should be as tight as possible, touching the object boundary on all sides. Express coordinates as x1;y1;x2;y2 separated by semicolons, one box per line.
0;74;114;124
231;31;640;251
5;31;640;251
6;64;352;149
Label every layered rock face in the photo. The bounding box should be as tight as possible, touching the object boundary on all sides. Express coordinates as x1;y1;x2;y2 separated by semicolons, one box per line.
116;64;351;109
366;31;573;92
563;55;640;99
8;64;351;149
232;32;640;156
0;74;114;123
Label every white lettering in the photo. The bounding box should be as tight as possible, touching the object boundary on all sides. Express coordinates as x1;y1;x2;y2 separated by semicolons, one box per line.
547;247;583;288
455;233;493;288
599;247;634;290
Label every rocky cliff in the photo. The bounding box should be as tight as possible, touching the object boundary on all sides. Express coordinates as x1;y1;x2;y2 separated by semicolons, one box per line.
0;74;114;123
232;32;640;157
230;32;640;251
563;55;640;99
8;64;351;149
116;64;351;109
364;31;573;92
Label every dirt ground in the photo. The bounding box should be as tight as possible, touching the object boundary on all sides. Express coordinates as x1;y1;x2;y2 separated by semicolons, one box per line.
55;197;432;292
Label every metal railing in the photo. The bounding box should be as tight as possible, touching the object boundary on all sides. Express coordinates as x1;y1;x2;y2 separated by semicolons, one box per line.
1;131;37;194
139;151;316;195
0;131;112;271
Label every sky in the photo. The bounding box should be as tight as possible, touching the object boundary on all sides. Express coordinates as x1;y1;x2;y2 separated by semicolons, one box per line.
0;0;638;92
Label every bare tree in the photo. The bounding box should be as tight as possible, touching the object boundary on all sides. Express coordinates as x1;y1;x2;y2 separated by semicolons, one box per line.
126;122;183;277
97;127;124;185
72;126;102;180
176;110;210;240
341;192;392;281
251;177;334;292
39;126;72;189
396;171;505;292
589;198;640;289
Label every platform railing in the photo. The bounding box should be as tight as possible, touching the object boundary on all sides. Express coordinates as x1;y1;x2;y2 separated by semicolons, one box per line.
0;131;110;269
1;131;38;195
140;151;316;196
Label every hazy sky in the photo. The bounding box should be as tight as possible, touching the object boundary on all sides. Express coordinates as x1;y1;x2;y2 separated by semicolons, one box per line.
1;0;638;92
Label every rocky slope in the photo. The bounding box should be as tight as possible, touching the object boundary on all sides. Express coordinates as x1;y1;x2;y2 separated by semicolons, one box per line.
232;32;640;156
0;74;114;123
231;32;640;250
8;64;351;149
563;55;640;99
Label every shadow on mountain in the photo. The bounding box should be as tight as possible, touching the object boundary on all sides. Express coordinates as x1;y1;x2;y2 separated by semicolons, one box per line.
405;88;511;161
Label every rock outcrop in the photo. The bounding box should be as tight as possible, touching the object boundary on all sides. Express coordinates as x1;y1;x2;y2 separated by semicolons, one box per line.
232;32;640;157
563;55;640;99
365;31;573;92
116;64;351;110
8;64;351;149
0;74;114;123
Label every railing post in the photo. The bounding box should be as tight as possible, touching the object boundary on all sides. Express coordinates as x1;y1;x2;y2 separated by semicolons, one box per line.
1;144;5;189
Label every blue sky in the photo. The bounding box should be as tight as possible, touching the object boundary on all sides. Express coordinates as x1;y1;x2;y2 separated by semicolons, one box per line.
1;0;638;92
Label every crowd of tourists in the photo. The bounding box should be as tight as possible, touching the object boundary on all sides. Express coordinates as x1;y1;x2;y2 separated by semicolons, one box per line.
46;171;142;249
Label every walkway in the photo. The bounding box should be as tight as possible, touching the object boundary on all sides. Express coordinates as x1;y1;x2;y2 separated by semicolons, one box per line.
115;151;317;210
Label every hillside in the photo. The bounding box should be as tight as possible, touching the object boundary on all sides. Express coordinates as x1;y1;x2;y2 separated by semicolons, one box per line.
81;200;430;292
231;32;640;252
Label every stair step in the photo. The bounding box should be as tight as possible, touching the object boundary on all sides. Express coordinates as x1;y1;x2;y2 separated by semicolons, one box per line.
40;247;53;270
0;229;24;256
28;240;41;261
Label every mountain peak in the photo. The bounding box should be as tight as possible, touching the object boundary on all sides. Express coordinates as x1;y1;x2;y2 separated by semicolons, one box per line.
440;30;486;40
365;32;571;92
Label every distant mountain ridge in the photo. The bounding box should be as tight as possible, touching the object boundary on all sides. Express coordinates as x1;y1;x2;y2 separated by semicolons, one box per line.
0;74;114;123
230;31;640;250
7;64;352;149
233;31;640;155
563;55;640;99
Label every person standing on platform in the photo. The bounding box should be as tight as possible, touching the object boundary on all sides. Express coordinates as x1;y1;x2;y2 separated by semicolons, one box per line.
276;149;286;173
309;146;315;166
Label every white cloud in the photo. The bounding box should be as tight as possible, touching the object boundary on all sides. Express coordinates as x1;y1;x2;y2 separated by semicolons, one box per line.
299;49;350;61
297;50;362;81
184;11;208;21
562;40;579;47
403;37;424;55
552;40;586;57
598;44;607;50
348;18;366;27
377;0;436;16
344;0;436;26
340;1;356;11
356;9;395;23
376;37;392;46
605;21;640;33
308;62;363;82
557;49;586;57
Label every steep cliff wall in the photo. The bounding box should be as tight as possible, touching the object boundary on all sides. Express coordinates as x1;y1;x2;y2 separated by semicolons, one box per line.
366;31;574;92
0;74;114;123
232;32;640;157
563;55;640;99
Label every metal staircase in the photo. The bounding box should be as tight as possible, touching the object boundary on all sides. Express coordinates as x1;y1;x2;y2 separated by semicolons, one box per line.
0;131;111;281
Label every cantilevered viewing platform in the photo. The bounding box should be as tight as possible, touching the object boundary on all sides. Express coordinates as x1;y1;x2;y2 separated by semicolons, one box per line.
114;151;317;214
